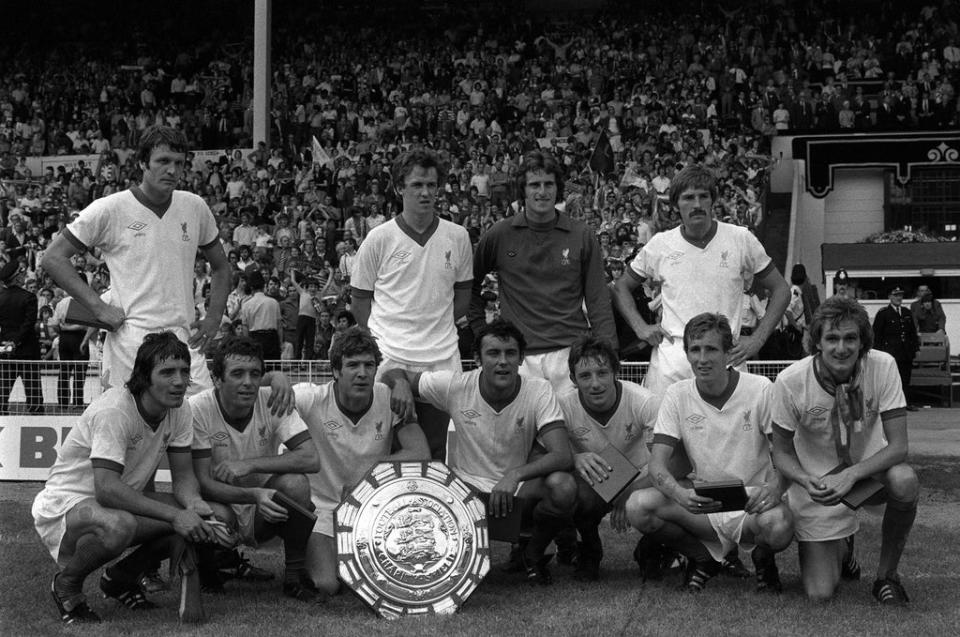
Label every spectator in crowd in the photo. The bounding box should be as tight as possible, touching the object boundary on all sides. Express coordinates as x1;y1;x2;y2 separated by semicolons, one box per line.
0;260;43;413
51;294;89;407
909;284;946;332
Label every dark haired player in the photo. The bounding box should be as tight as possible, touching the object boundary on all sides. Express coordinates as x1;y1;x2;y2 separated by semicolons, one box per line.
32;332;217;623
558;335;669;581
189;336;321;600
771;296;919;604
293;326;430;595
385;318;577;584
626;313;793;593
41;124;231;395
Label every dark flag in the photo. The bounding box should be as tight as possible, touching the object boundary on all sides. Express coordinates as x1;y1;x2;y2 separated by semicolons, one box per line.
588;130;615;175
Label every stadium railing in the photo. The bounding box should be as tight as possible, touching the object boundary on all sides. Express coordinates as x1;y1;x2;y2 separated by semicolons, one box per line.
1;359;819;414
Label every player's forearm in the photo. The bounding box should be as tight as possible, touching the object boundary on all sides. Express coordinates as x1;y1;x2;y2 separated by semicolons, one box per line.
648;452;685;501
172;471;206;510
97;479;182;524
513;448;572;482
756;282;790;343
199;474;259;505
612;277;652;336
352;294;372;329
849;437;907;482
242;447;320;475
770;433;813;486
205;264;231;325
41;251;102;313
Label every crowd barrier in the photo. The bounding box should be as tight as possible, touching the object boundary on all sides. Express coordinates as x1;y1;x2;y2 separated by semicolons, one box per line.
0;358;797;481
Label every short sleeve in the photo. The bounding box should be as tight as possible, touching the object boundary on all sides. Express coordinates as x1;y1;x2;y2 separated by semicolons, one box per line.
874;354;907;413
293;382;317;417
743;230;773;276
88;408;133;466
653;385;682;440
417;370;456;413
533;383;564;431
66;198;112;252
629;241;658;283
455;228;473;284
197;200;219;247
349;229;380;292
771;376;800;433
168;405;194;448
276;409;309;446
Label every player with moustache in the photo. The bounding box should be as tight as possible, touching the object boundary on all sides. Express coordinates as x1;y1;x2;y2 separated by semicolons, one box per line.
385;319;577;585
559;335;692;581
625;313;794;593
612;165;789;396
189;336;322;600
32;332;218;624
771;297;919;605
292;327;431;596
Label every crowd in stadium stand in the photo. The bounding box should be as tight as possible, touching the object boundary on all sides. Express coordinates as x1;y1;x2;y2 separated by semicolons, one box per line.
1;0;956;363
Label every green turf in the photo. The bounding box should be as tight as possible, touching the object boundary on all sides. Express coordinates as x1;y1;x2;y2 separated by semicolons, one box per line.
2;456;958;637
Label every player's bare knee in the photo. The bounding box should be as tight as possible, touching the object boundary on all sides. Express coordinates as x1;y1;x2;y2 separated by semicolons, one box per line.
625;489;661;532
885;463;919;502
757;505;794;550
271;473;311;505
101;509;138;550
545;471;577;511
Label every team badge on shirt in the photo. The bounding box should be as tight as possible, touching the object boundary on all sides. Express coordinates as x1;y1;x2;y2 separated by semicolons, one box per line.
515;416;525;431
560;248;570;265
742;409;753;431
128;433;143;449
375;421;384;440
625;422;639;441
719;251;730;268
181;222;190;241
444;251;452;269
258;426;269;445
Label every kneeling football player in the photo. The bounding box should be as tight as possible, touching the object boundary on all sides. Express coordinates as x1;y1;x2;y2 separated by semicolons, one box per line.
190;336;322;600
626;313;794;593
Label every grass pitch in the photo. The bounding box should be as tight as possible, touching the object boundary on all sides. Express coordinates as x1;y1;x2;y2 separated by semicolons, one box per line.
1;456;958;637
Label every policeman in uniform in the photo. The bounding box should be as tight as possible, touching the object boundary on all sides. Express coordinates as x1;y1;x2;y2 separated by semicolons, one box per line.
872;286;919;410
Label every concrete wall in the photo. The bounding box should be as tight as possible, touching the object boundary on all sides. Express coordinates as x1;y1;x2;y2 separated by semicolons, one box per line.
823;169;886;243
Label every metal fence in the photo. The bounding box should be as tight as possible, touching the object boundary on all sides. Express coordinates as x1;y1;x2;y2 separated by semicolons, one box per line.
0;359;809;415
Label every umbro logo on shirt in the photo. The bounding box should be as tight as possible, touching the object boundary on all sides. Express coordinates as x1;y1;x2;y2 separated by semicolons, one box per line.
461;410;481;419
390;250;411;263
129;433;143;447
685;414;705;425
666;251;684;264
806;406;829;416
324;420;342;431
128;221;147;231
571;426;590;440
211;431;229;442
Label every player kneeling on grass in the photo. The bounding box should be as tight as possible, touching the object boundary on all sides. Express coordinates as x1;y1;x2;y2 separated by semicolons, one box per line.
293;326;430;596
32;332;218;624
385;318;577;585
559;335;670;581
189;336;322;600
770;296;919;605
626;313;794;593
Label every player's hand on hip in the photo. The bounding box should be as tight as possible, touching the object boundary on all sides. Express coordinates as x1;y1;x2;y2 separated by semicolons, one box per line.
189;317;219;352
637;323;672;347
213;459;252;485
95;302;125;331
574;452;611;485
254;488;288;523
727;334;761;368
266;372;296;415
389;379;417;422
